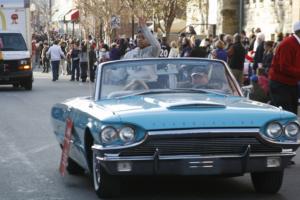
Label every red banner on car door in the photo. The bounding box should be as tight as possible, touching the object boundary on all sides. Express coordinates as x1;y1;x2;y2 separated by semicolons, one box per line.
59;118;73;176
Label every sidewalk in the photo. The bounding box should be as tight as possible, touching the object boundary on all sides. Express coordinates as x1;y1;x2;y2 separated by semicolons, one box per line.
32;64;71;80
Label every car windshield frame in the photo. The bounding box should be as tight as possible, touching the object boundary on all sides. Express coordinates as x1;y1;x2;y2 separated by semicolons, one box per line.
0;33;27;51
95;58;242;101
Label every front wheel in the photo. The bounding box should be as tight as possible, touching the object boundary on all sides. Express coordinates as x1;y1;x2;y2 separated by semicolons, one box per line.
12;83;19;88
66;157;85;175
92;151;120;198
251;171;284;194
22;78;32;90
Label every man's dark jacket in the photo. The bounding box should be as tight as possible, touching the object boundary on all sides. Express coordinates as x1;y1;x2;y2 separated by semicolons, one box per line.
228;42;246;70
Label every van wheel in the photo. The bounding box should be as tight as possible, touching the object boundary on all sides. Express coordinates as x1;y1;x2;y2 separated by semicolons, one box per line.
12;83;19;88
23;79;32;90
251;171;283;193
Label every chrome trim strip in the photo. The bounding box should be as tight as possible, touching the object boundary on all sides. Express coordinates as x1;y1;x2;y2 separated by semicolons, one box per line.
250;152;296;157
96;155;153;161
95;63;104;101
189;161;214;164
189;165;214;168
202;161;214;164
148;128;260;136
96;152;296;162
190;166;200;168
201;165;214;168
189;161;201;164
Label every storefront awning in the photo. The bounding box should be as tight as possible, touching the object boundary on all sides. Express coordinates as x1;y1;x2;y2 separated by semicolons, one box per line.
52;7;71;22
65;9;79;22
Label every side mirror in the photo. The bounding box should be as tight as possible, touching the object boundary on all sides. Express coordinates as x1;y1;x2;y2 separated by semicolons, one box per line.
241;85;253;99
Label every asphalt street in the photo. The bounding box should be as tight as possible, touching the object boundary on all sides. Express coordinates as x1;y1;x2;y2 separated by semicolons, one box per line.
0;72;299;200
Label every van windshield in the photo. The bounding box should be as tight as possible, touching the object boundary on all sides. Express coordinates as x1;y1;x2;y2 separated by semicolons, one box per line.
0;33;27;51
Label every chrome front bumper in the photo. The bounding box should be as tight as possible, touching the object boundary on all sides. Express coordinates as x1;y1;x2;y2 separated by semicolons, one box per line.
93;147;296;176
0;70;32;84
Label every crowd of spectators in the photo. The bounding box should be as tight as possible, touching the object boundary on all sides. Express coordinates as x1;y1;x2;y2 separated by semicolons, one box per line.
31;21;300;112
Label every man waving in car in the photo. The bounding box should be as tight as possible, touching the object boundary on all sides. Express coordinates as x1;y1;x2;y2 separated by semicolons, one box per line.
124;17;161;59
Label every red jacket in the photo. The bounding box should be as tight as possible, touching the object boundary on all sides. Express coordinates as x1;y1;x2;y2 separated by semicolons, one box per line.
268;35;300;85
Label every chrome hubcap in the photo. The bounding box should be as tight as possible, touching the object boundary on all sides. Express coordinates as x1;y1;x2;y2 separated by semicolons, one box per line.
93;152;100;190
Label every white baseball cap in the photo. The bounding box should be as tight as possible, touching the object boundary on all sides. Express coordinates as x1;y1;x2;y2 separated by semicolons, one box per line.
293;21;300;33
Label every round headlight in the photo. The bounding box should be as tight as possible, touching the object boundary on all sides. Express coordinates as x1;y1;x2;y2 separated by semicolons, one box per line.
101;127;118;143
266;122;283;138
285;122;300;138
119;127;135;143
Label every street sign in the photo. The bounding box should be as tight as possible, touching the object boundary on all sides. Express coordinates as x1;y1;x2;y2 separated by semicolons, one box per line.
59;118;73;176
111;15;120;29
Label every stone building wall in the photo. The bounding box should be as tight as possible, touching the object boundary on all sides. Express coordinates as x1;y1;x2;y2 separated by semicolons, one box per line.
186;0;210;36
216;0;239;35
214;0;299;40
185;0;300;39
293;0;300;23
243;0;294;40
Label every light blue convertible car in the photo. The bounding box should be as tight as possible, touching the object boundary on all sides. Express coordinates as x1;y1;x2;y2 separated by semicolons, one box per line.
51;58;300;198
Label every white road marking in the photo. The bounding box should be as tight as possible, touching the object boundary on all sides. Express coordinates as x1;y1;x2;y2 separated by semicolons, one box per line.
1;144;56;163
0;128;57;194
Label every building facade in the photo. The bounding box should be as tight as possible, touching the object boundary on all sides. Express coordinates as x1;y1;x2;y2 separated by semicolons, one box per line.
186;0;217;37
243;0;298;40
186;0;209;35
217;0;300;39
188;0;300;40
216;0;240;35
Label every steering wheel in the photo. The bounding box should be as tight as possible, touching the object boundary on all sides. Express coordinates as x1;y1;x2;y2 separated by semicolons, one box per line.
124;79;149;90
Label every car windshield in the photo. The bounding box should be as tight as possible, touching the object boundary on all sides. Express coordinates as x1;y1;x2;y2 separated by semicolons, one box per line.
0;33;27;51
99;59;240;99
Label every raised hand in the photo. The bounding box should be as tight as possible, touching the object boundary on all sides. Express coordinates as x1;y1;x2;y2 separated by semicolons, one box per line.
138;16;146;27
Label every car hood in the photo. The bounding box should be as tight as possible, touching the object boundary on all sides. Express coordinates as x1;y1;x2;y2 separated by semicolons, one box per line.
97;93;295;130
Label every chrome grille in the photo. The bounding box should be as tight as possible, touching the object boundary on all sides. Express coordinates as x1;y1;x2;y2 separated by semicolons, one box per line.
120;137;282;156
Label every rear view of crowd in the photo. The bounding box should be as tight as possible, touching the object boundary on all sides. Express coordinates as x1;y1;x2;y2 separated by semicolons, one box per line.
32;34;99;83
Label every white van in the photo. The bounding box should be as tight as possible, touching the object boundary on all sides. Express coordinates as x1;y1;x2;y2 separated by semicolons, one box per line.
0;31;32;90
0;0;32;90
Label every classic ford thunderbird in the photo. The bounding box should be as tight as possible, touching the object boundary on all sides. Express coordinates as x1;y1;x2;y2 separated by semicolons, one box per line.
51;58;300;198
